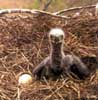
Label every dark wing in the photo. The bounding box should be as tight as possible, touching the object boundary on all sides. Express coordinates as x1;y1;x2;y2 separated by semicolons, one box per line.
62;54;73;66
33;57;50;79
69;55;90;80
63;54;90;80
62;54;75;74
81;56;98;75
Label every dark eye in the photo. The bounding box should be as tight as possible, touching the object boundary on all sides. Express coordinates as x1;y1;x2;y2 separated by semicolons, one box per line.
61;35;64;38
59;35;64;40
49;35;55;43
50;35;54;39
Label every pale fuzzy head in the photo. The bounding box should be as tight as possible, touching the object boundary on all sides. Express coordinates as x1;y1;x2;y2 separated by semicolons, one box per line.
49;28;65;43
18;74;32;86
49;28;65;38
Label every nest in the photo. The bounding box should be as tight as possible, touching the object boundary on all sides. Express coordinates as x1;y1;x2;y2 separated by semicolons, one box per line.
0;5;98;100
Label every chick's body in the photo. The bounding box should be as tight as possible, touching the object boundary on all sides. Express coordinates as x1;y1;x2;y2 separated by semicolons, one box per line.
33;28;92;80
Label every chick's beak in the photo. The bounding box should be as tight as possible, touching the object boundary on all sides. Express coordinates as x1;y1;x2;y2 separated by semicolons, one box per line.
49;35;64;44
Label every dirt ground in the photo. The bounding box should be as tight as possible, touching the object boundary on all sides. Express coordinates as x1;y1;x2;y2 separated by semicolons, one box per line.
0;6;98;100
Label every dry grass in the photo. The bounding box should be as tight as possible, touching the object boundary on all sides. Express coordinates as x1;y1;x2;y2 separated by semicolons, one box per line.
0;7;98;100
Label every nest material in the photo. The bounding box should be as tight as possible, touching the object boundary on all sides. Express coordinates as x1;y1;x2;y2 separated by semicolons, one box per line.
0;6;98;100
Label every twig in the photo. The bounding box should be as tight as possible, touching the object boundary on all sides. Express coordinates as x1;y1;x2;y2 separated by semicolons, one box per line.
36;34;45;59
43;0;53;11
54;5;95;15
43;77;58;99
21;52;34;67
45;78;67;100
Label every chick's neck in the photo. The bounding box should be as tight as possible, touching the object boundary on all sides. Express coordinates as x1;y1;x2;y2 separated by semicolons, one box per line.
50;42;64;62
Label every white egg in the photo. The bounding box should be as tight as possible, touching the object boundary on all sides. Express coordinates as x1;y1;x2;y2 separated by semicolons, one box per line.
18;74;32;86
49;28;65;37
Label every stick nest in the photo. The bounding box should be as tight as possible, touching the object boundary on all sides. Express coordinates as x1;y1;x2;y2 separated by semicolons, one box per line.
0;7;98;100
